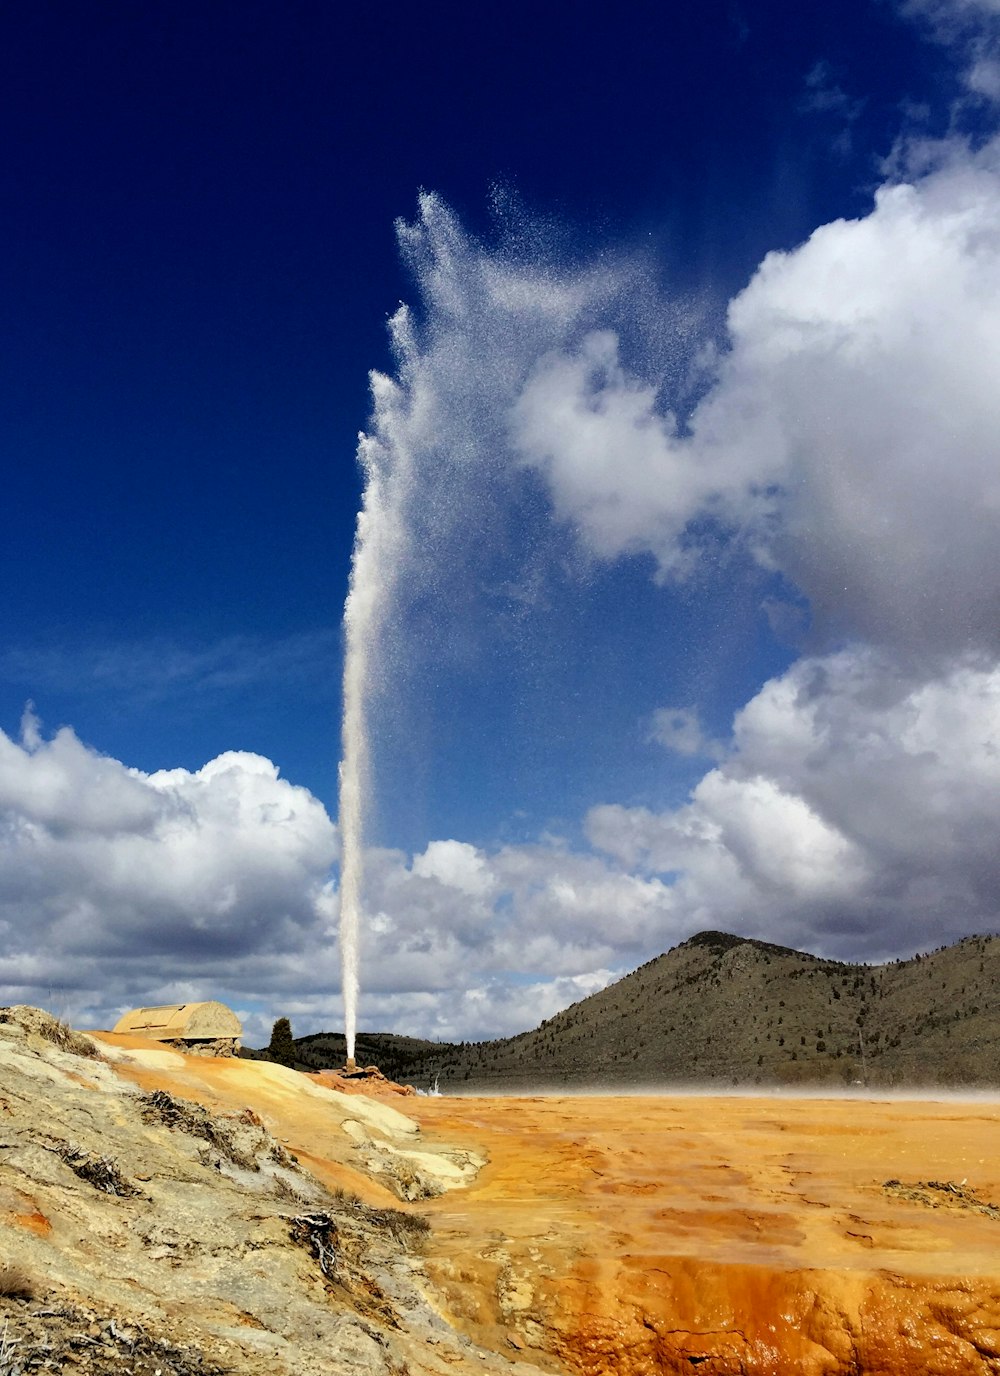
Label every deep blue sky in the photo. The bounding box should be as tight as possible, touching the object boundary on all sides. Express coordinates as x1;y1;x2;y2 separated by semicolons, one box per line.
4;0;1000;1039
0;0;950;822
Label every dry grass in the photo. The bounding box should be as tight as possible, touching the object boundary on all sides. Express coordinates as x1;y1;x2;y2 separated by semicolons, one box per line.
139;1088;298;1173
0;1317;15;1376
883;1178;1000;1220
46;1018;100;1059
55;1143;143;1198
0;1264;34;1301
292;1197;432;1281
0;1006;99;1060
368;1206;431;1251
333;1192;432;1250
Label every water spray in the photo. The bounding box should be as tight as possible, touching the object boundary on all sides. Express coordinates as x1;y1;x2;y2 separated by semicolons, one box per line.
336;192;663;1064
338;357;415;1063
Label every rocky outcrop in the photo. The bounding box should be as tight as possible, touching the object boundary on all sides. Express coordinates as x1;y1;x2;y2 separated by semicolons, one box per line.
0;1007;541;1376
95;1031;485;1203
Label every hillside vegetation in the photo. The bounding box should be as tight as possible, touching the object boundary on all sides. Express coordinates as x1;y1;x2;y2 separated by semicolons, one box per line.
280;930;1000;1091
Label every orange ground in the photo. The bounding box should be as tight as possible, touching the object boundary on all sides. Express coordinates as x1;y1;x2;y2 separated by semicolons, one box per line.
405;1093;1000;1374
94;1033;411;1205
93;1038;1000;1375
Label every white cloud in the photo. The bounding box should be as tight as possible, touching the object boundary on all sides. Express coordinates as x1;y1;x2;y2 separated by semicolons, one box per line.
359;838;679;997
0;715;338;1028
350;192;706;698
0;711;171;838
511;333;687;567
898;0;1000;104
648;706;722;759
513;139;1000;663
902;0;1000;21
588;650;1000;959
10;148;1000;1045
411;839;496;897
0;712;686;1040
4;659;999;1042
691;772;868;899
236;967;618;1050
969;52;1000;94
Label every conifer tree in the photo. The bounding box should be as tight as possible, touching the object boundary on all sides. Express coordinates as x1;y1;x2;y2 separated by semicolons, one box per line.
268;1016;296;1068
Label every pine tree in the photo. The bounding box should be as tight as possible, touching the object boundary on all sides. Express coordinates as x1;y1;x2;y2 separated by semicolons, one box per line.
268;1016;296;1068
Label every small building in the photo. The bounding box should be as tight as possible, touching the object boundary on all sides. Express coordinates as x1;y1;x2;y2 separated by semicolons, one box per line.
113;1000;242;1056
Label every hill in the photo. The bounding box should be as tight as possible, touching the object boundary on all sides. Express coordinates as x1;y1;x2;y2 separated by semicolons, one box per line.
282;929;1000;1091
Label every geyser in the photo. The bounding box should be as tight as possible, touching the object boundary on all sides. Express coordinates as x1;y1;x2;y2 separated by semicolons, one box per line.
335;192;683;1054
337;394;413;1060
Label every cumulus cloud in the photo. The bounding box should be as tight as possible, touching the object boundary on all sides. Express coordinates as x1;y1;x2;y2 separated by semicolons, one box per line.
340;968;618;1046
411;839;496;897
478;101;1000;971
0;712;339;1029
353;192;704;694
331;655;1000;1014
513;138;1000;663
367;143;1000;674
0;707;165;837
11;109;1000;1047
358;838;677;1003
264;967;618;1050
588;650;1000;960
5;660;998;1042
329;143;1000;1032
511;331;727;572
0;711;681;1041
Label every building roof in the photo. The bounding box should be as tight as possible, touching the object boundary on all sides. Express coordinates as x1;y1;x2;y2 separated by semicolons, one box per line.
112;1000;242;1041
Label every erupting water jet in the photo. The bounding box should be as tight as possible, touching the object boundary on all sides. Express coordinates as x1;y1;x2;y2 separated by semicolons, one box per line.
335;192;660;1059
337;342;415;1062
